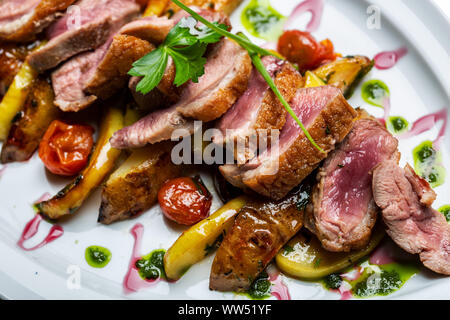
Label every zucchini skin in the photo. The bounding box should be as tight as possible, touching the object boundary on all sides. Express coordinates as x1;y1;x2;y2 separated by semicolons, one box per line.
313;56;374;99
36;104;125;220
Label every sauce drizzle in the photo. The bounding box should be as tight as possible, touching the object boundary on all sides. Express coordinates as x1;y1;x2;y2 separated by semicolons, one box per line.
17;214;64;251
374;47;408;70
268;269;291;300
398;109;448;149
285;0;324;32
123;223;160;293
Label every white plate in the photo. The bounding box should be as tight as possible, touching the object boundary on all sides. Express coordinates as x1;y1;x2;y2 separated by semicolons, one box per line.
0;0;449;300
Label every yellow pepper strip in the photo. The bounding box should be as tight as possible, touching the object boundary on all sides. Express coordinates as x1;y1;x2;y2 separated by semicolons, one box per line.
164;196;247;280
144;0;169;17
36;105;125;220
0;42;46;140
304;71;326;88
0;62;37;140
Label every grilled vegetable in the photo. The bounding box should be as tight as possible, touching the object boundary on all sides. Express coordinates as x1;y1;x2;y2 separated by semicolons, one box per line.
0;62;37;140
304;71;326;88
99;141;182;225
144;0;168;16
158;176;212;225
165;0;243;16
275;224;385;280
164;196;247;280
313;55;374;99
1;79;61;163
36;104;124;220
38;120;95;176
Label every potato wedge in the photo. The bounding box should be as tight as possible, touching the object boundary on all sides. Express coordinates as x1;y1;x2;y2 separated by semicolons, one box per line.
313;55;374;99
164;196;247;281
98;141;182;224
36;103;124;220
275;224;385;280
1;78;61;163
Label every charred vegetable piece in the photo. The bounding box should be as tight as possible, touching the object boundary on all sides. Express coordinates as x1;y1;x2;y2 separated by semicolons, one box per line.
36;104;124;220
144;0;169;16
304;71;326;88
165;0;243;16
0;42;45;140
313;55;374;99
38;120;95;176
99;141;182;225
275;224;385;280
164;196;247;281
1;79;61;163
209;184;310;292
158;176;213;225
0;62;37;140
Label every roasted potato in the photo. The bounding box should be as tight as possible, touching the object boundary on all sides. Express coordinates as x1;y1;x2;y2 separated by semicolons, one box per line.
99;141;182;224
165;0;243;16
1;78;61;163
313;55;374;99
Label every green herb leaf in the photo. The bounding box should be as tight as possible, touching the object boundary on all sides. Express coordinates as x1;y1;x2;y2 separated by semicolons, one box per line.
129;47;168;94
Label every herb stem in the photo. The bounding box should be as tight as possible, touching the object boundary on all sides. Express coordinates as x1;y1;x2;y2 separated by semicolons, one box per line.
171;0;281;59
171;0;324;153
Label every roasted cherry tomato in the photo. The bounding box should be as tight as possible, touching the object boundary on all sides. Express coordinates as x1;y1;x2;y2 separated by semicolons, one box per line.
38;120;94;176
278;30;336;72
158;176;212;225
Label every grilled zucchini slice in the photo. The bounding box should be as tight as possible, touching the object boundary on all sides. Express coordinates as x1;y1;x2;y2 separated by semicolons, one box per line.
36;104;124;220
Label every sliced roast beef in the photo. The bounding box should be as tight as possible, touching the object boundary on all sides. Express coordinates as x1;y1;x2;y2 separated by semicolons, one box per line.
28;0;140;73
210;184;309;292
372;160;450;275
0;0;75;42
124;8;230;111
213;56;303;164
220;85;357;200
110;38;251;148
305;114;400;252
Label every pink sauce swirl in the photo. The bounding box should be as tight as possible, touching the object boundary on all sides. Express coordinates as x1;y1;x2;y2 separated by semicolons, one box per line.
374;47;408;70
397;108;448;149
285;0;324;32
123;223;161;294
17;214;64;251
268;269;291;300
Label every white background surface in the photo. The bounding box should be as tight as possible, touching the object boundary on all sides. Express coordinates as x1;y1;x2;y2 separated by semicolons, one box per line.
434;0;450;19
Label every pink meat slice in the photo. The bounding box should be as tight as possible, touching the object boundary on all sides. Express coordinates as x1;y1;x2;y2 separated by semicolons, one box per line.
372;160;450;275
305;116;400;252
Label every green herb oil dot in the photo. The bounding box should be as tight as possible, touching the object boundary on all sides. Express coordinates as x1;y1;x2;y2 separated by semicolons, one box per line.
135;249;166;280
412;140;446;188
247;271;271;300
85;246;112;268
387;116;409;134
241;0;286;41
361;79;390;107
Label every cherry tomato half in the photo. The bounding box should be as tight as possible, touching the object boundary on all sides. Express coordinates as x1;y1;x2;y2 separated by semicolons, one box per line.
158;176;212;225
38;120;94;176
277;30;336;72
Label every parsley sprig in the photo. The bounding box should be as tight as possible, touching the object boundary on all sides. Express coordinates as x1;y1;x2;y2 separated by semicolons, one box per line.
129;16;228;94
131;0;324;153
